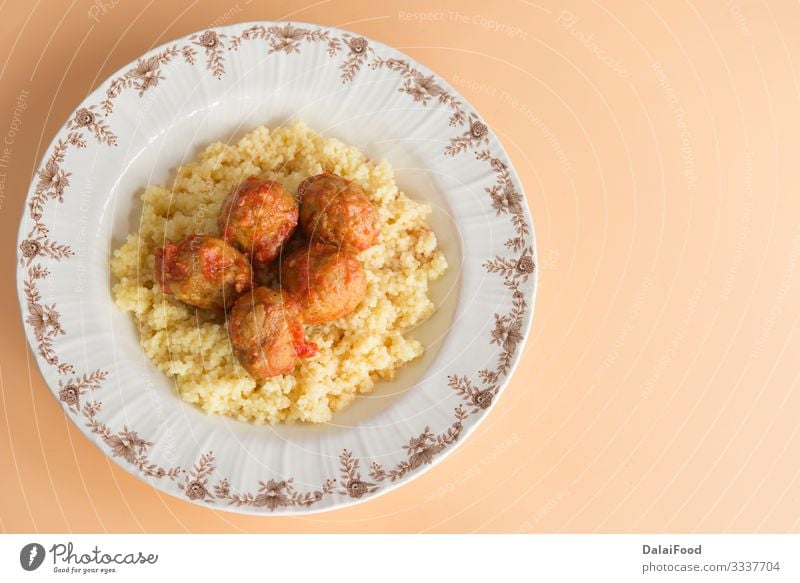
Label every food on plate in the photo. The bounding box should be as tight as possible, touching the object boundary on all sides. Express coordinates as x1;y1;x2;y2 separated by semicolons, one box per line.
111;119;447;423
228;287;318;380
154;234;252;311
219;176;298;270
298;172;380;251
279;242;367;325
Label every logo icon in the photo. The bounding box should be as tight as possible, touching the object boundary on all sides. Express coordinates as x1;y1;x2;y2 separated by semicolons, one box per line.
19;543;46;571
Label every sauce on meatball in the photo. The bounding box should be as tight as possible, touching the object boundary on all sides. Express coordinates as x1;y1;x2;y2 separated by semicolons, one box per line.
279;242;367;325
228;287;318;379
297;173;380;251
154;234;252;311
219;176;298;270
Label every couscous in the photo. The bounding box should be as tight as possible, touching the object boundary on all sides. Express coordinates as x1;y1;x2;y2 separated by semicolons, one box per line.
111;119;446;424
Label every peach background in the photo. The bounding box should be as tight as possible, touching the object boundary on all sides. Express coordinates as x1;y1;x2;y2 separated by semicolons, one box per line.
2;0;800;533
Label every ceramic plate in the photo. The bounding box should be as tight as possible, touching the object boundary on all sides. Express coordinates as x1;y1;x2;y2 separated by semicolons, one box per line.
16;21;536;514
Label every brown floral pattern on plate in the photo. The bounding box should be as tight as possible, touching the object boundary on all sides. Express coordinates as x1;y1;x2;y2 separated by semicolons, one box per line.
23;264;72;374
229;25;370;84
66;105;117;146
368;409;466;484
370;56;467;125
101;44;198;114
190;30;226;78
214;476;336;511
229;23;332;55
338;34;372;83
57;371;107;414
445;114;491;157
83;400;183;480
178;452;216;503
338;449;378;498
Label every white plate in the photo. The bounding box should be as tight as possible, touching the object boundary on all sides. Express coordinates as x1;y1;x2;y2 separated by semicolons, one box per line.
16;22;537;514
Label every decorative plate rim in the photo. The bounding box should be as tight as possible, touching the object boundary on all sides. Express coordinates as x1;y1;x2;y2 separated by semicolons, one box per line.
15;20;538;515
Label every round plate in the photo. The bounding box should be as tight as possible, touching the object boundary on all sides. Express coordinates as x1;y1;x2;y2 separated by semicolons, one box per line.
16;21;537;514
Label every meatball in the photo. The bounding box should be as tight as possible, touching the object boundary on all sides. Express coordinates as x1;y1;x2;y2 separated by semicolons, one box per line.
219;176;298;269
228;287;318;379
297;173;380;251
279;243;367;325
154;235;252;311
